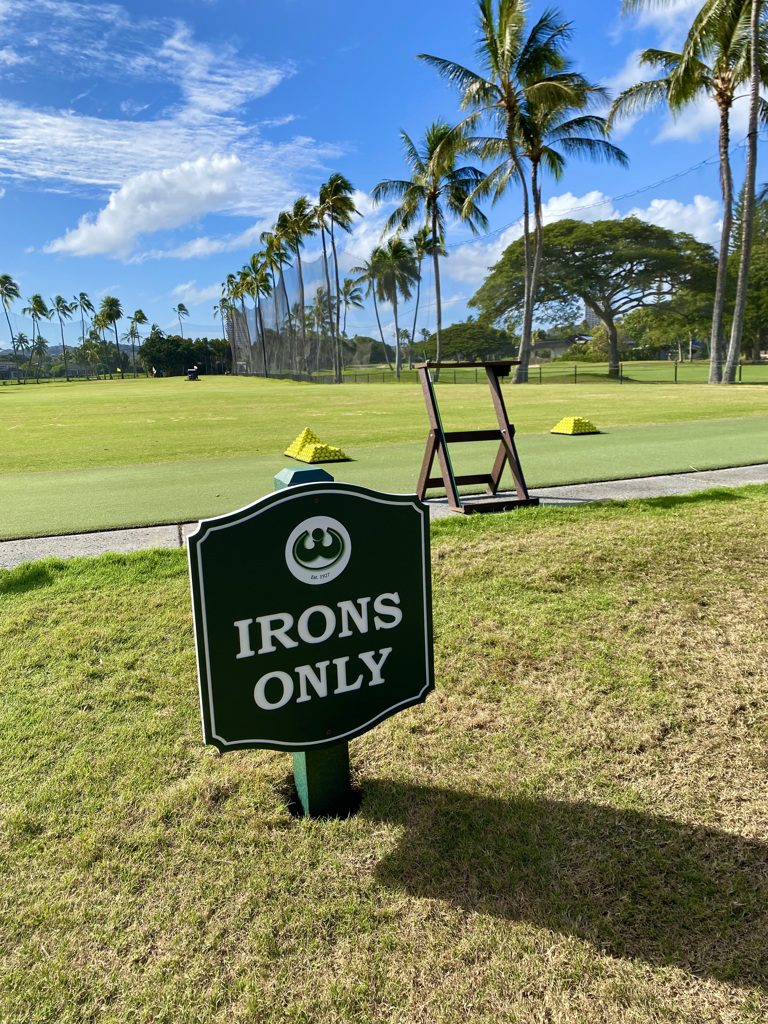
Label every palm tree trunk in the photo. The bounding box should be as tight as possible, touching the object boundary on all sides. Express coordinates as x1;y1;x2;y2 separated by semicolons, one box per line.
393;295;401;380
257;299;268;378
2;304;16;361
410;259;423;370
330;217;344;381
372;289;394;371
724;2;761;383
296;247;308;373
709;103;734;383
113;323;121;368
431;205;443;382
526;161;546;376
57;315;69;380
24;320;35;382
320;226;339;382
509;140;533;384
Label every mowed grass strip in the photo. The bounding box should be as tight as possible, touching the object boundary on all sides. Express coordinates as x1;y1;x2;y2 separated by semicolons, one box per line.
3;415;768;539
2;374;768;474
1;490;767;1022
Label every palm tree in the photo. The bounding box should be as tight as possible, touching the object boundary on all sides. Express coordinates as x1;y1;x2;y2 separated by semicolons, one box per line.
15;331;29;380
242;256;272;377
213;299;233;373
73;292;94;354
513;95;627;377
724;0;764;380
259;231;295;368
173;302;189;339
51;295;74;381
220;274;241;374
352;252;394;371
0;274;20;359
32;333;49;383
371;120;488;371
21;294;50;382
418;1;587;381
91;311;111;376
130;309;148;376
317;173;359;380
340;277;364;337
100;296;123;370
276;196;317;370
610;0;762;382
371;238;420;379
408;225;435;369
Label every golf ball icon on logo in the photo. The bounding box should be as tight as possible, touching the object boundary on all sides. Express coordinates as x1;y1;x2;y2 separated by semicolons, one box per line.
188;479;434;815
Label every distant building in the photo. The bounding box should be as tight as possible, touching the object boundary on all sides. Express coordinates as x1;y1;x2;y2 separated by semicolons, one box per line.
583;303;601;329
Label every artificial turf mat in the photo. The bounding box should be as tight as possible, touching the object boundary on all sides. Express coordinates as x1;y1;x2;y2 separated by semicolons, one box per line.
3;415;768;539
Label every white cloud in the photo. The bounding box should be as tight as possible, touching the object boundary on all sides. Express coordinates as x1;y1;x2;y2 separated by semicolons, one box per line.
119;99;149;116
170;280;221;306
626;194;722;245
0;46;25;66
445;191;619;285
0;1;336;237
612;0;702;49
655;90;755;143
45;155;243;256
602;50;647;138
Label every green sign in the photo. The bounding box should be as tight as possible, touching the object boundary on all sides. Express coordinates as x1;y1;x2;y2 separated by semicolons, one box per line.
188;481;433;751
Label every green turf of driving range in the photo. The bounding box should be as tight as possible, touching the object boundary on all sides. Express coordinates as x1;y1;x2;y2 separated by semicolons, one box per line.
2;374;767;539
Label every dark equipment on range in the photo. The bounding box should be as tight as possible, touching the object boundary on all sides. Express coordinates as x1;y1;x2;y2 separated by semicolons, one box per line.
187;367;199;381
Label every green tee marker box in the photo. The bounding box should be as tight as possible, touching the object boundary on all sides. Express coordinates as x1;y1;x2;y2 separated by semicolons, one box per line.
188;482;434;752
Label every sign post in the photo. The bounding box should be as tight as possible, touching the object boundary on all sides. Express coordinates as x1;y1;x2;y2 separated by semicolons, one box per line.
188;478;433;817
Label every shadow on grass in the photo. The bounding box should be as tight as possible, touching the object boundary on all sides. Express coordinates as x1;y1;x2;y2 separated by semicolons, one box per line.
638;488;745;510
0;562;54;594
363;781;768;987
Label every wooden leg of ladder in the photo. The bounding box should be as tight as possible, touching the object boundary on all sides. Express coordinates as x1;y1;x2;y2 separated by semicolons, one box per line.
436;433;462;511
501;432;530;500
487;441;507;495
416;432;438;500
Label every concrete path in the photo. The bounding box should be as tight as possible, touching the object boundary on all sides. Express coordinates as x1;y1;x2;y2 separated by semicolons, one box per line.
2;463;767;569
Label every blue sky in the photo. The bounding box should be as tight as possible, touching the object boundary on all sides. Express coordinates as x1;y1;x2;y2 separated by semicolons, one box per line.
0;0;760;342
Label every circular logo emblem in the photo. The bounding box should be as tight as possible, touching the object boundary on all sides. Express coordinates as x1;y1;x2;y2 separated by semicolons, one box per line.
285;516;351;585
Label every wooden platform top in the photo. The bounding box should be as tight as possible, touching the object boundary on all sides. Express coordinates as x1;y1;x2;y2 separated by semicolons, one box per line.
415;361;520;369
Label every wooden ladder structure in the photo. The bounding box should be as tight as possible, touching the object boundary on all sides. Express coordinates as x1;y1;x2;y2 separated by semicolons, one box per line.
415;361;540;514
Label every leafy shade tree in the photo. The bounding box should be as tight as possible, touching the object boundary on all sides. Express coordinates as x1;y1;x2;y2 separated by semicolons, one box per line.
623;286;715;361
100;296;124;368
0;274;20;358
371;119;488;371
173;302;189;339
50;295;74;380
422;317;513;361
419;1;592;382
610;0;766;382
470;218;718;375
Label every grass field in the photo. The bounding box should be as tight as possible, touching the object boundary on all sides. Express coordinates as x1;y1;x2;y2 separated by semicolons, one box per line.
2;375;768;538
2;491;767;1022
